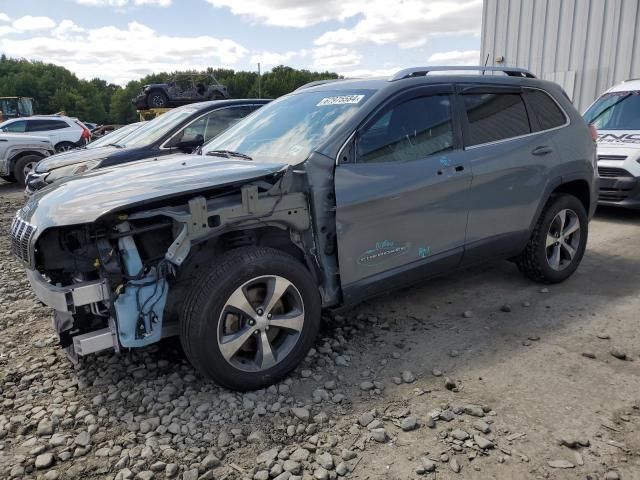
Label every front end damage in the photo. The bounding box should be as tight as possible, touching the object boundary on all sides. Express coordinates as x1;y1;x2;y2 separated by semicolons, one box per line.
12;170;313;361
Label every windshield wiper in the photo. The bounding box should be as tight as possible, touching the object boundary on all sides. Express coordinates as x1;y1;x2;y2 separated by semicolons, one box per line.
107;143;124;149
206;149;253;161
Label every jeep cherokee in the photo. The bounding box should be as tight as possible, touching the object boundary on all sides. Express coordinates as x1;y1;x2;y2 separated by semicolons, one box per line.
11;66;598;391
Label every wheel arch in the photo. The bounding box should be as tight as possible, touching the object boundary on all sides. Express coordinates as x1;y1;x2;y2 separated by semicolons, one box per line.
552;179;591;213
529;177;591;234
146;88;168;99
165;226;321;323
9;149;45;173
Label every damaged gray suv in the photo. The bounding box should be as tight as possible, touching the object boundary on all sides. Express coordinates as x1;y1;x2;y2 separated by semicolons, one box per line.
11;66;598;391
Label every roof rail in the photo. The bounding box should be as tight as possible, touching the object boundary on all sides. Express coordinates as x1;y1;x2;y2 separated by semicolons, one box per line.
390;66;536;81
295;79;341;91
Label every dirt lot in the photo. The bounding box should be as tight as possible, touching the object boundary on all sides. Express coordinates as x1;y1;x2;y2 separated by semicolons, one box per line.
0;179;639;480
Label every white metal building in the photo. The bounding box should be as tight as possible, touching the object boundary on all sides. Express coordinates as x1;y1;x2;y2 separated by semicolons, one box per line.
480;0;640;111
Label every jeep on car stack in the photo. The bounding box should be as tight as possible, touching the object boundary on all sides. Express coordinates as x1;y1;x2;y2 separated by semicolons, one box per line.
134;74;230;110
11;66;597;391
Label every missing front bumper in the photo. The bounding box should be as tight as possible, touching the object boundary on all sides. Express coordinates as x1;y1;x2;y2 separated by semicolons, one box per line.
26;269;109;313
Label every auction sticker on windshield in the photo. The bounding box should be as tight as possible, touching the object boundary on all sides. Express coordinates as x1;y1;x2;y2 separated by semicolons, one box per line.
317;95;365;106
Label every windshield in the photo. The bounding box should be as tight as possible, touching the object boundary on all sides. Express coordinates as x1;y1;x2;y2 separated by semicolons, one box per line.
202;89;374;164
18;98;33;116
584;91;640;130
120;106;197;147
88;122;144;149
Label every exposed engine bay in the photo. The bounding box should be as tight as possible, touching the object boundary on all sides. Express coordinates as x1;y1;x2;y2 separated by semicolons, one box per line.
27;168;321;361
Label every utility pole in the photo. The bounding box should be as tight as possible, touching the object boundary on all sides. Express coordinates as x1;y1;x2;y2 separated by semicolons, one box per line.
257;63;261;98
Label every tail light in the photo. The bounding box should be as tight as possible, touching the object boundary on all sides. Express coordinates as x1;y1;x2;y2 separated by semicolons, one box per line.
75;121;91;140
588;124;598;142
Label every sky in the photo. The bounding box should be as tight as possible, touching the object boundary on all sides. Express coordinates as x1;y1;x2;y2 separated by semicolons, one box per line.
0;0;482;85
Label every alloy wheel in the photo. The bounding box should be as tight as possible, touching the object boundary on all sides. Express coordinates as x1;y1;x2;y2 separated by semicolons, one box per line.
22;161;37;179
546;208;581;271
217;275;305;372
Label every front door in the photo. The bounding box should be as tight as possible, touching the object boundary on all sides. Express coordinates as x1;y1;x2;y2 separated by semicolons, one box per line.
334;86;472;302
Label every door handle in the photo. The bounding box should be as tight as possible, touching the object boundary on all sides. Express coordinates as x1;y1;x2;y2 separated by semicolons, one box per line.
532;145;553;156
437;165;465;176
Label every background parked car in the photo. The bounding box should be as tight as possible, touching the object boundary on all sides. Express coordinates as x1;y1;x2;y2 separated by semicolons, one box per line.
583;79;640;209
82;121;98;132
26;100;268;193
0;115;91;152
85;121;145;149
0;132;54;185
134;73;230;109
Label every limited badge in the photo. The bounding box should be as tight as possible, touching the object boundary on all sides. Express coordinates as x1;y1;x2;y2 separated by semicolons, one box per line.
358;240;410;266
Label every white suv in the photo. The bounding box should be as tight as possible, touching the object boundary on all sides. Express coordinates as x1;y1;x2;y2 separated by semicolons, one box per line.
0;115;91;153
0;133;55;185
584;79;640;209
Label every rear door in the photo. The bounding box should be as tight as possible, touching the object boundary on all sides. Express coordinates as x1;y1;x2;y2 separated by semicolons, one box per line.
334;85;472;300
27;119;70;144
459;85;565;264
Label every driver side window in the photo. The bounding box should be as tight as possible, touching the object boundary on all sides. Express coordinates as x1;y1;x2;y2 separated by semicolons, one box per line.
3;120;27;133
180;116;206;143
357;95;454;163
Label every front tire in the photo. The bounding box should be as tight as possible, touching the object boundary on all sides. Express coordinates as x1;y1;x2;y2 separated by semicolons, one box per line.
180;247;321;391
516;194;588;283
147;91;168;108
14;154;42;186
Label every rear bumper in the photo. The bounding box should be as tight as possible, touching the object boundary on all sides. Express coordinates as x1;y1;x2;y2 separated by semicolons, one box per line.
597;174;640;209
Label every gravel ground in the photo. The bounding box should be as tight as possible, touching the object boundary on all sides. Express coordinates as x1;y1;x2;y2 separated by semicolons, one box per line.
0;180;639;480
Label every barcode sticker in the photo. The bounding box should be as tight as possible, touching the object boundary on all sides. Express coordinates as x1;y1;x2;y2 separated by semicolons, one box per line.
317;95;365;106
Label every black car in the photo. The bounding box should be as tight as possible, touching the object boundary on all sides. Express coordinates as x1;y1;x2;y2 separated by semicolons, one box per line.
134;74;230;110
26;99;268;193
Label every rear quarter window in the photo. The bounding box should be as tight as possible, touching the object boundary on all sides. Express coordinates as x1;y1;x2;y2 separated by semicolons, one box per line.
462;93;531;146
28;120;69;132
525;90;567;130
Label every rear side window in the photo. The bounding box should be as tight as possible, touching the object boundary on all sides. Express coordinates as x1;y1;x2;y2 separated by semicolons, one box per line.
526;90;566;130
463;93;531;146
27;119;69;132
357;94;454;163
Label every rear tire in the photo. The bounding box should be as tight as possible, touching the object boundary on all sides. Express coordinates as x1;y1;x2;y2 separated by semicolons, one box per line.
55;142;76;153
180;247;321;391
14;154;42;186
516;194;588;283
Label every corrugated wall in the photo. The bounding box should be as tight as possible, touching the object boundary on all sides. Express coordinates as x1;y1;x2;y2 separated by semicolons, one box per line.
480;0;640;111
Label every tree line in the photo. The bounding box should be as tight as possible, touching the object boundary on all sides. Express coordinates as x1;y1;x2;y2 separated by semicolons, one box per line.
0;55;340;125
